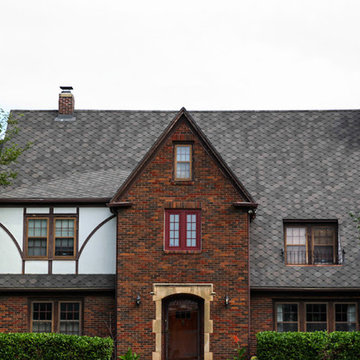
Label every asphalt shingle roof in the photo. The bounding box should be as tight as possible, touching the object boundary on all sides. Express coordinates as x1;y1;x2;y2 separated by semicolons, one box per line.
0;274;115;290
1;109;360;289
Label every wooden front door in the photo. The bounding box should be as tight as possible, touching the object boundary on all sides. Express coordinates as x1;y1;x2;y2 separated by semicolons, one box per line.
164;296;203;360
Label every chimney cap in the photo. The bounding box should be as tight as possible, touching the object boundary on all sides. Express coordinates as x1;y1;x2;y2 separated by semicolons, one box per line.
60;86;73;93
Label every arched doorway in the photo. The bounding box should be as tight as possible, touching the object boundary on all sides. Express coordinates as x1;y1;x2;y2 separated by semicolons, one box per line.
163;294;204;360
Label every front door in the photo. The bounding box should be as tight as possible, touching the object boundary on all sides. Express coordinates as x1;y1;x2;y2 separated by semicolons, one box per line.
164;295;203;360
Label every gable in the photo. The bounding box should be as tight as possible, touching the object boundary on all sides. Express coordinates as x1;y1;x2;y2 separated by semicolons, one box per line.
109;108;255;206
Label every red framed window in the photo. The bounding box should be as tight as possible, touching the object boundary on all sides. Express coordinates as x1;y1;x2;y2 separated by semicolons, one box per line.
165;210;201;250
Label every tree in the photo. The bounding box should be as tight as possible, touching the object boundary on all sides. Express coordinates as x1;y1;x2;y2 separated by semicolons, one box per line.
0;108;31;186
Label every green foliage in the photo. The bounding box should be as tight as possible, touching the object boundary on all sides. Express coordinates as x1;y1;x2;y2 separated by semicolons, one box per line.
349;212;360;239
118;347;139;360
226;335;247;360
256;331;360;360
0;108;31;186
0;333;113;360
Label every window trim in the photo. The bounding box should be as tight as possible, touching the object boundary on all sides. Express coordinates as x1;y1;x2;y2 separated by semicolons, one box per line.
284;221;338;266
164;209;201;251
24;214;78;260
305;302;328;332
334;302;358;331
275;302;300;332
30;299;82;335
53;217;77;260
274;301;358;332
30;301;54;333
25;217;49;259
58;301;82;335
174;144;193;181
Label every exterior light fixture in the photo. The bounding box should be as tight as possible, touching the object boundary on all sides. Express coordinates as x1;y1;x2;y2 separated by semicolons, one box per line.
136;295;141;306
225;295;230;307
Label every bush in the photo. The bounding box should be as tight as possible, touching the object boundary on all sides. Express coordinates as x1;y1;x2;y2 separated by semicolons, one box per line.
0;333;114;360
256;331;327;360
256;331;360;360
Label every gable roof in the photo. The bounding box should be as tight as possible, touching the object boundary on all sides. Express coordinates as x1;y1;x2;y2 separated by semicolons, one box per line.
110;107;255;204
1;108;360;289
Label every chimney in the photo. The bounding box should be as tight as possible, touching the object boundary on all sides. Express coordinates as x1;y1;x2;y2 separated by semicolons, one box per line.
58;86;74;115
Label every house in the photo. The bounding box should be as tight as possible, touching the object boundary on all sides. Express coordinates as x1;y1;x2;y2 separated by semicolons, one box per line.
0;87;359;359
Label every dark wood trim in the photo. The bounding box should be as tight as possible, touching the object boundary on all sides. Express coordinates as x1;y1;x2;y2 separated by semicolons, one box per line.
251;287;360;292
283;219;338;223
0;198;110;205
77;215;116;260
0;223;24;258
109;107;255;204
107;202;132;208
24;213;78;261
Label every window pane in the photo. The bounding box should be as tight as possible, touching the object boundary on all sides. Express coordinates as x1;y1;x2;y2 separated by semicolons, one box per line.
32;303;52;333
28;219;47;237
306;323;327;331
60;302;80;335
33;321;52;333
335;304;356;331
28;239;47;256
55;219;74;237
55;238;74;256
186;214;197;247
176;146;190;161
176;163;190;179
60;321;80;335
278;323;298;332
306;304;327;331
286;227;306;245
169;214;179;247
286;245;306;264
277;304;298;332
314;246;333;264
306;304;327;322
313;227;334;245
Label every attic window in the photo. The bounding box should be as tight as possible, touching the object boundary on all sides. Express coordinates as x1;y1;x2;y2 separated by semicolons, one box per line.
174;144;192;180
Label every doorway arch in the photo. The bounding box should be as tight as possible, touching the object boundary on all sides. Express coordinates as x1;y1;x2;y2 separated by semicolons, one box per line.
152;283;214;360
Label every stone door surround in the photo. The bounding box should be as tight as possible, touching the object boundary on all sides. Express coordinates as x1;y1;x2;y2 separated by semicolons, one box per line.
152;283;214;360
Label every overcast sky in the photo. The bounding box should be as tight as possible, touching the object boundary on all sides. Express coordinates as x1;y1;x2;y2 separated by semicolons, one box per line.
1;0;360;111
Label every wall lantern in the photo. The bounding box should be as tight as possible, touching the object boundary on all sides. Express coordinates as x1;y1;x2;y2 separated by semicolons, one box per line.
136;294;141;306
225;295;230;307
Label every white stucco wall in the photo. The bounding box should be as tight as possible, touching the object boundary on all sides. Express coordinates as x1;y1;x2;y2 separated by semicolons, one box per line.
78;207;113;248
52;261;76;274
53;207;77;214
25;261;48;274
0;227;22;273
26;207;50;214
0;208;24;247
0;206;116;275
78;217;116;274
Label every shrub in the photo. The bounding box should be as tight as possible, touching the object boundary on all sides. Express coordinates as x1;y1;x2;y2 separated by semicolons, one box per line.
256;331;327;360
0;333;113;360
256;331;360;360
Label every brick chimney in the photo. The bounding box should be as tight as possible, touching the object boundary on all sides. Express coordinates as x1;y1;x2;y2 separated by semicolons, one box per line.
58;86;74;115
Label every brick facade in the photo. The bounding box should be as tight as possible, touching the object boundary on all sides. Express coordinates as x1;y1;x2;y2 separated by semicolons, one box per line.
249;293;273;355
115;116;250;359
0;293;115;337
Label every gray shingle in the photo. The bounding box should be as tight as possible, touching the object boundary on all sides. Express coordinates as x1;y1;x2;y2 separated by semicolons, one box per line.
0;274;115;290
1;109;360;289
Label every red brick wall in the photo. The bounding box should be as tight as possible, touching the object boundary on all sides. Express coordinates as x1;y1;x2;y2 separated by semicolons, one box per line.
0;296;28;332
250;293;273;355
0;293;115;338
83;295;116;338
116;118;250;358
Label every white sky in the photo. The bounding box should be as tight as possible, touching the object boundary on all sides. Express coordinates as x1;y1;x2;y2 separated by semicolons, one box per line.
1;0;360;111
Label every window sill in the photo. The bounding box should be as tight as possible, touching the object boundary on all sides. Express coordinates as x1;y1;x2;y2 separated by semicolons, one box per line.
170;180;195;186
164;249;202;254
285;264;342;267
